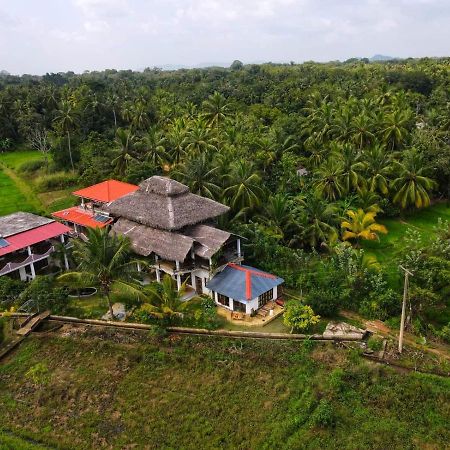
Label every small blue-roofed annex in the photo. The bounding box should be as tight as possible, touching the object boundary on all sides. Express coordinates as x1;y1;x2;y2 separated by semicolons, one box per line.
206;264;284;315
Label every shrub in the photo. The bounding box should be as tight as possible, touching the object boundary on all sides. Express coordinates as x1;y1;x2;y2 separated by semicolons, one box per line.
35;172;78;192
359;289;400;320
0;277;26;310
0;317;5;344
310;399;335;428
283;302;320;333
18;276;70;314
367;336;384;352
18;159;46;173
25;362;50;385
304;288;340;317
439;323;450;343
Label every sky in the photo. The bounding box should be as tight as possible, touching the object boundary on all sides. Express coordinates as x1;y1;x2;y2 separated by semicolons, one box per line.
0;0;449;75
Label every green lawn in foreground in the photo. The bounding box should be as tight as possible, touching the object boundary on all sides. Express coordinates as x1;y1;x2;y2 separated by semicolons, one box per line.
0;333;448;449
0;170;35;215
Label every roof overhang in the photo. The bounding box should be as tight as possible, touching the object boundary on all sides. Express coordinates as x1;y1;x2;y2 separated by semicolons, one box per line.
0;221;70;257
52;207;112;229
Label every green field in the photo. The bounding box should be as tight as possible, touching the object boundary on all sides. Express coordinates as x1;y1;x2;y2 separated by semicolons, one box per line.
0;150;76;216
0;170;36;216
0;332;448;450
362;203;450;278
0;150;45;170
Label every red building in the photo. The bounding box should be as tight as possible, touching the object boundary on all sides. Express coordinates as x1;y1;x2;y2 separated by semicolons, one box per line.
52;180;138;236
0;212;70;281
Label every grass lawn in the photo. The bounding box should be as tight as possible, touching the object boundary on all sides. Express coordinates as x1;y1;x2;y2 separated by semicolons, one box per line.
362;202;450;285
0;150;45;170
0;170;36;215
38;188;77;211
66;294;109;319
0;430;47;450
0;331;449;449
0;150;77;216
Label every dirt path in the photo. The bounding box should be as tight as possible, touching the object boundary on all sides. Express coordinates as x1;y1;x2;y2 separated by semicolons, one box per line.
0;162;46;214
341;310;450;360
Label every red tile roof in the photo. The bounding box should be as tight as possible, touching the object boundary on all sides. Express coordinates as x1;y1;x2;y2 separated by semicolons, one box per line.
72;180;138;203
52;207;113;229
0;221;70;257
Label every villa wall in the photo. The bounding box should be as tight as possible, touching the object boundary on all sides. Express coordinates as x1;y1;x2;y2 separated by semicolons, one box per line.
212;285;279;314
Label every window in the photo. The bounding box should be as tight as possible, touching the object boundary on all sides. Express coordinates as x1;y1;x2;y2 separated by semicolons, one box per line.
233;300;246;313
258;289;273;308
0;238;9;248
217;293;229;307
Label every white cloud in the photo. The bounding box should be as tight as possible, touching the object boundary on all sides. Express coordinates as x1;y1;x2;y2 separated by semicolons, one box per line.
74;0;130;19
0;0;448;74
84;20;110;32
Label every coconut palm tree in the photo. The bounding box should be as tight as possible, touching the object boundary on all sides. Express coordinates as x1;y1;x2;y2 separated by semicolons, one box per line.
298;194;338;249
140;126;168;166
172;153;221;200
381;109;412;151
350;114;376;149
167;118;188;164
258;194;299;245
186;119;217;154
362;143;392;195
105;92;120;129
391;152;437;209
223;160;264;214
341;208;387;246
53;100;77;171
131;101;150;131
202;91;232;129
113;127;136;176
314;158;346;201
139;275;202;325
58;228;145;320
331;143;365;192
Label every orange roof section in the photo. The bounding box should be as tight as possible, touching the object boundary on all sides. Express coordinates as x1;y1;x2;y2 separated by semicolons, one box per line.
52;207;113;229
72;180;138;203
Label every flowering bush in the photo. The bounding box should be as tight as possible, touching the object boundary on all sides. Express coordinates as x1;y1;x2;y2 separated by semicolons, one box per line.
283;302;320;333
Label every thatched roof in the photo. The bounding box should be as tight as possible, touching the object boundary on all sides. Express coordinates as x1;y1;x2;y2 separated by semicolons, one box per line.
112;218;194;261
184;224;231;259
106;176;229;231
0;212;54;238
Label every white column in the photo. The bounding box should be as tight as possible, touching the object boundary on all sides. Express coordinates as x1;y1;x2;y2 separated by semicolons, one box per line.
155;254;161;282
60;234;69;270
27;247;36;279
237;238;241;258
19;266;27;281
137;262;141;272
176;274;182;291
175;260;180;272
81;197;85;208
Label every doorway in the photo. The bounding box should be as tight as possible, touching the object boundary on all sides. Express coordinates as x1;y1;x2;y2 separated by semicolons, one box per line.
194;276;203;294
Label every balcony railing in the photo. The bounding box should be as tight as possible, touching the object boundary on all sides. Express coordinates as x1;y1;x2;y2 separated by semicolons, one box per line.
0;246;55;276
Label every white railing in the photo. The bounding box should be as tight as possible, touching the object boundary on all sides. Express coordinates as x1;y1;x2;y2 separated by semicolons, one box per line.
0;246;55;276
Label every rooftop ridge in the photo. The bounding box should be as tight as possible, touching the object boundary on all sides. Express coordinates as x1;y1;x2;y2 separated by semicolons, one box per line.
228;263;277;300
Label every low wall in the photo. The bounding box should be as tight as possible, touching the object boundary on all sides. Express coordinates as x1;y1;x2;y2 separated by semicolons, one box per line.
0;313;365;341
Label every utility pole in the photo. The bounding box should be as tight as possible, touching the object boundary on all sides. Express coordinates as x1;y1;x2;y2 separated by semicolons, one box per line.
398;266;413;353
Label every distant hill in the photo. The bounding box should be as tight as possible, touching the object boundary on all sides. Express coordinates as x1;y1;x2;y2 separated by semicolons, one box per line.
370;54;396;61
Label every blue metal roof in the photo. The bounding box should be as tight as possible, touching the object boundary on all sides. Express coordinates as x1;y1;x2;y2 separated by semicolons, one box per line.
206;264;284;302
